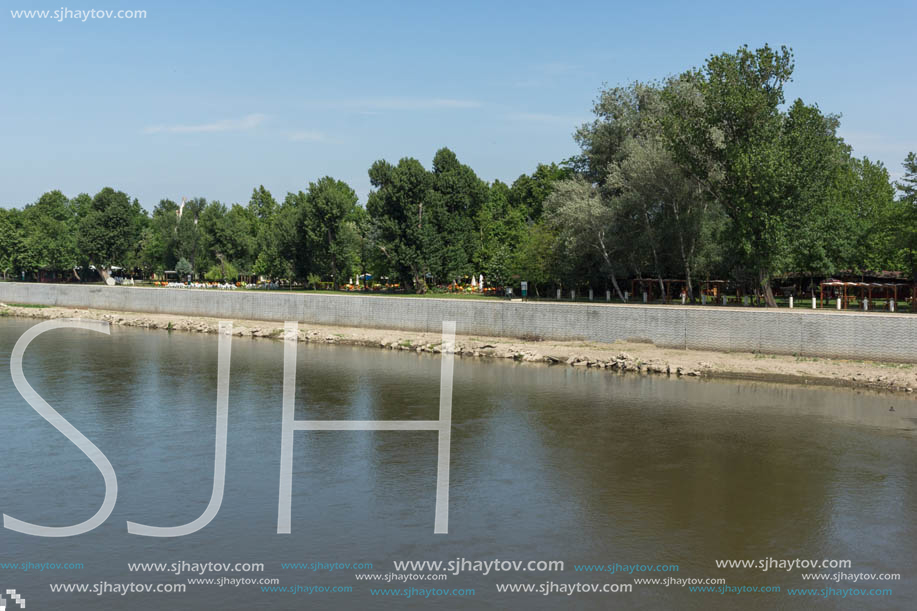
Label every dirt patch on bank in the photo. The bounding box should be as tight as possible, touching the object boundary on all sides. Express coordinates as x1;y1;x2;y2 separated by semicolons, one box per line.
2;303;916;395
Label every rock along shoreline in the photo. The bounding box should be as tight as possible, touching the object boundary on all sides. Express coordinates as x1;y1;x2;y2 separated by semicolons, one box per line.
2;303;915;395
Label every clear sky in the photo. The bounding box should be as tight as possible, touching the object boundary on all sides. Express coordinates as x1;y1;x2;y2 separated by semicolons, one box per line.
1;0;915;209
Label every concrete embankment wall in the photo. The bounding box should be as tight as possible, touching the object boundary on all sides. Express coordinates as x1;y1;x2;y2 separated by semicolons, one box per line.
2;282;916;362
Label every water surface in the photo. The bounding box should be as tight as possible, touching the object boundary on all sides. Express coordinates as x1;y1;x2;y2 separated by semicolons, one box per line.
0;318;914;609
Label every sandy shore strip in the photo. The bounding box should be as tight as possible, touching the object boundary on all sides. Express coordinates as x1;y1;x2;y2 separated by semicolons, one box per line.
2;303;916;394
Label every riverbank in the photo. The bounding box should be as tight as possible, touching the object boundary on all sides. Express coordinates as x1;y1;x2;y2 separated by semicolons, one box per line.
2;302;915;394
4;282;916;363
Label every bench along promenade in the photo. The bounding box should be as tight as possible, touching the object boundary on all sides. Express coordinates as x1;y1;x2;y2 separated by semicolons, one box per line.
1;282;915;363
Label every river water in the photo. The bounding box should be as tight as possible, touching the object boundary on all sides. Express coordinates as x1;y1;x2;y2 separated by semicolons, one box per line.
0;317;915;609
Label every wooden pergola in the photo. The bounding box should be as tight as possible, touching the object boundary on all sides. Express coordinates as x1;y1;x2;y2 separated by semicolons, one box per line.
819;281;905;310
630;278;684;303
701;280;728;298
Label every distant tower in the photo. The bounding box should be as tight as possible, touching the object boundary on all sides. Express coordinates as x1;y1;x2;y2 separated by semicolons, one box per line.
178;196;187;218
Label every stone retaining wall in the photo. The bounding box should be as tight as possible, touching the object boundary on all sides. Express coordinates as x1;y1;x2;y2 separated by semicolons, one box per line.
2;282;915;362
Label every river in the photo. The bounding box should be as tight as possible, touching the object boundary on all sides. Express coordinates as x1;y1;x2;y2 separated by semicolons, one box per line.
0;318;914;609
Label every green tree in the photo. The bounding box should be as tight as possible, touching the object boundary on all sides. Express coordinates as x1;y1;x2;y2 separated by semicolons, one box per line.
77;187;147;280
514;221;557;295
366;157;436;292
774;100;870;295
894;152;917;285
0;208;23;279
351;205;374;288
205;260;239;281
304;177;360;288
576;80;722;301
199;201;256;280
790;154;897;284
19;191;79;278
176;198;207;275
428;148;488;283
607;134;722;301
248;186;303;283
253;193;305;284
544;177;627;299
248;185;278;221
899;152;917;199
175;257;193;279
473;180;520;287
664;44;796;306
471;165;569;292
508;163;572;221
139;199;181;274
574;82;664;184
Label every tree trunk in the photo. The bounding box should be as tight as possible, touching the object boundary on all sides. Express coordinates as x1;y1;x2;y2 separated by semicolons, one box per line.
596;230;626;301
684;261;694;303
329;229;339;290
628;253;642;280
607;273;624;302
648;239;664;298
912;260;916;314
639;203;665;300
413;271;428;294
98;267;114;286
674;220;696;302
760;269;777;308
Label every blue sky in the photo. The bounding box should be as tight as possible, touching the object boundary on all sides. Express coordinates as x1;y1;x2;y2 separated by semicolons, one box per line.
1;0;915;209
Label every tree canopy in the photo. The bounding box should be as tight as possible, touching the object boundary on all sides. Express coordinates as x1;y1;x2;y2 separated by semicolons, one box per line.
1;45;912;302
